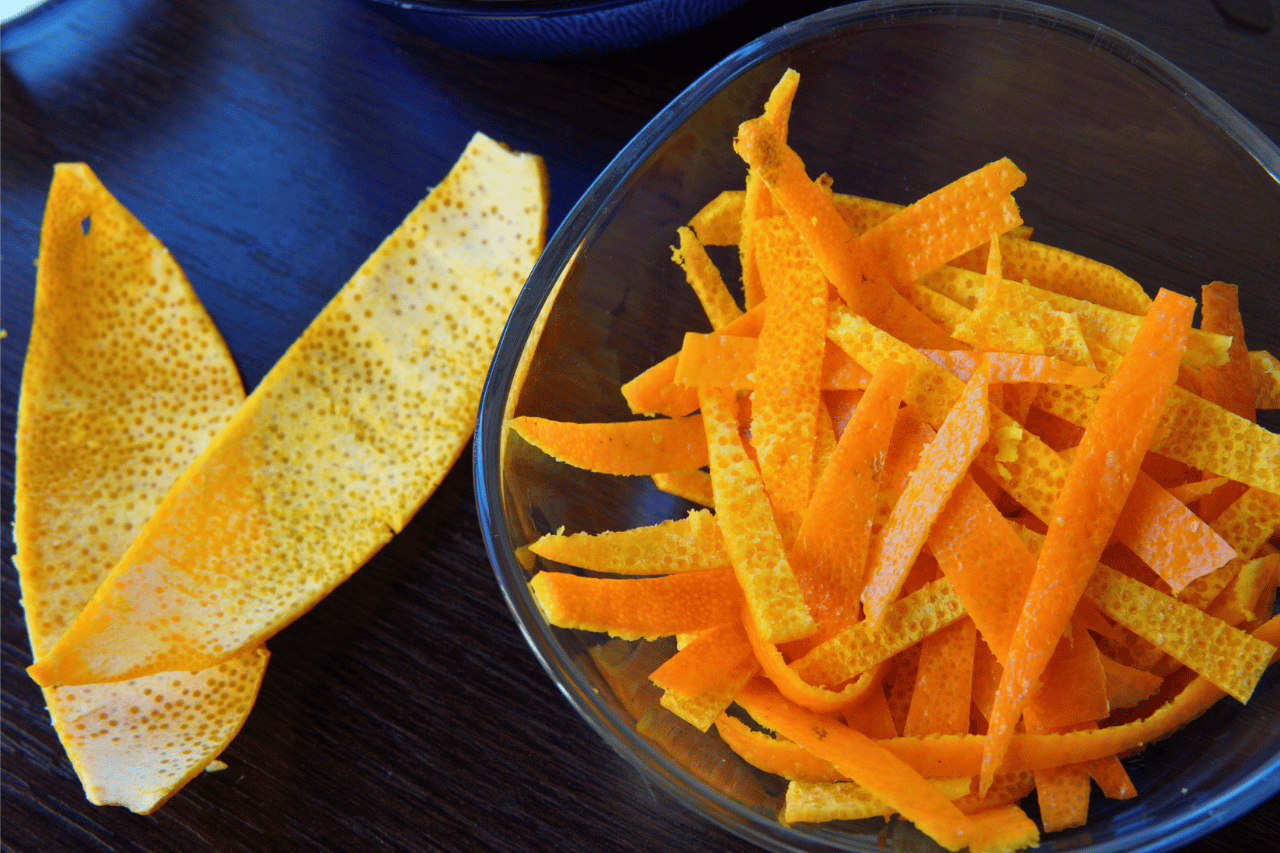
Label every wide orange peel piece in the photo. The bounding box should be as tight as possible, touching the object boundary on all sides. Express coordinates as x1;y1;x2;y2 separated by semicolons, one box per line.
14;163;268;811
29;132;548;687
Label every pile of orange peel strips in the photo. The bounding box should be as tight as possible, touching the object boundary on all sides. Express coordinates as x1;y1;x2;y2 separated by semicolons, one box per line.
14;134;548;812
509;70;1280;851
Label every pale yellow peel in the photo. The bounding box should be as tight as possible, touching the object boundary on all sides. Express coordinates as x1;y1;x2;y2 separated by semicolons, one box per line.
29;133;548;687
14;162;268;812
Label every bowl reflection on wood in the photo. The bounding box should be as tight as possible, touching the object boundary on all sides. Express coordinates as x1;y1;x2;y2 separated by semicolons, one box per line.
476;2;1280;851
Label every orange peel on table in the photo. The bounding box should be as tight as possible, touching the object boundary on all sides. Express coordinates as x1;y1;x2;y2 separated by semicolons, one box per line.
503;69;1280;851
28;132;549;688
13;163;268;812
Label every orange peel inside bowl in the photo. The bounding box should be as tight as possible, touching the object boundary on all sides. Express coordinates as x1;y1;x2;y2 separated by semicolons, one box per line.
504;69;1280;850
28;132;549;688
13;163;268;812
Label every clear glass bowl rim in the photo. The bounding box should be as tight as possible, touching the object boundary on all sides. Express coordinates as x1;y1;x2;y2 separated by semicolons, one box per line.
474;2;1280;851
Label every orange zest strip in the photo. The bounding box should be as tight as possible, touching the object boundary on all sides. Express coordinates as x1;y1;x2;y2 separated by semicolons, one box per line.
952;771;1036;815
1250;350;1280;408
649;620;759;731
923;264;1228;370
713;713;845;782
1099;652;1164;710
736;679;978;852
527;508;728;574
792;577;967;688
904;616;978;737
650;470;715;508
1210;486;1280;559
699;386;816;644
957;234;1152;316
508;413;709;475
921;350;1103;386
862;361;991;628
688;190;745;246
964;803;1041;853
1111;470;1236;593
672;226;743;329
877;616;1280;784
826;301;1070;524
1198;281;1256;423
1207;554;1278;627
675;332;758;390
528;568;743;640
782;777;974;825
742;605;881;714
928;476;1037;663
621;300;770;417
1084;564;1276;703
791;359;914;624
858;158;1027;290
981;288;1194;793
738;69;801;309
732;117;958;350
1027;623;1110;730
1035;383;1280;495
752;216;830;514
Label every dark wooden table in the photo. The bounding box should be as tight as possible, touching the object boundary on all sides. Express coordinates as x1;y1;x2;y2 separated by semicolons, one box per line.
3;1;1278;851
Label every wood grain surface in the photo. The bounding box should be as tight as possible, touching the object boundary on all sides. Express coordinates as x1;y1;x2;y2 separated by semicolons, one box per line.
3;1;1277;851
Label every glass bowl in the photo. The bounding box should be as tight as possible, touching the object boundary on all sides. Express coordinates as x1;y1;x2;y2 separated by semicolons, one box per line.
359;0;750;61
474;1;1280;850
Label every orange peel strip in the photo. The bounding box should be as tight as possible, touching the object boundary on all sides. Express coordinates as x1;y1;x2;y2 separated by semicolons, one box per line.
1027;623;1110;730
650;470;715;508
1198;281;1256;423
738;68;801;309
621;300;769;417
981;288;1194;793
688;190;745;246
1111;470;1237;593
1099;652;1164;710
699;386;816;644
510;413;709;475
732;116;959;350
954;233;1152;316
921;350;1103;386
791;359;914;625
672;226;742;329
528;508;728;575
736;679;978;852
751;216;830;514
1085;563;1275;702
923;264;1228;370
1209;485;1280;559
858;158;1027;290
675;332;758;390
649;620;759;731
793;577;967;688
528;568;743;640
861;361;991;628
874;614;1280;781
1034;382;1280;493
904;616;978;737
782;776;974;825
742;604;882;715
1250;350;1280;408
713;713;845;782
929;475;1037;663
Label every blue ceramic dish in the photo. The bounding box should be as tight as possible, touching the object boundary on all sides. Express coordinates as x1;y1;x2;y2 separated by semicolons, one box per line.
362;0;750;60
476;1;1280;851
